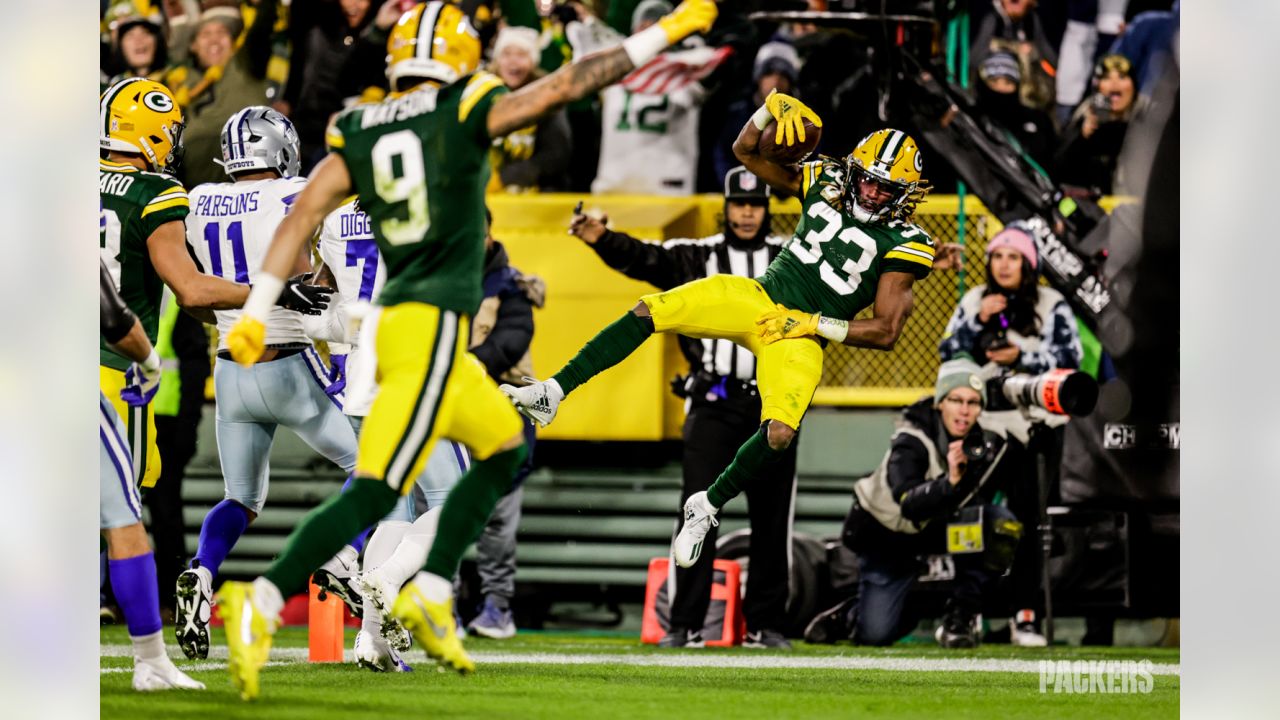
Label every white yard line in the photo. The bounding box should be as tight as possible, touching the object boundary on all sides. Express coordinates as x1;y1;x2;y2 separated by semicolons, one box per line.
100;644;1180;676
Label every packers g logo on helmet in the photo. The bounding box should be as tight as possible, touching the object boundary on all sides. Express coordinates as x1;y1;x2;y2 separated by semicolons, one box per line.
845;128;930;223
386;1;481;91
101;78;185;174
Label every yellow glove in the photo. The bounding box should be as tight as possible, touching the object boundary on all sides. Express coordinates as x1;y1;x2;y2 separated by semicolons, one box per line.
756;305;820;345
227;315;266;367
764;90;824;147
657;0;719;44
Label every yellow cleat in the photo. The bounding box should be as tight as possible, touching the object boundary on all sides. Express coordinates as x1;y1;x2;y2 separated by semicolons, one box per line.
390;581;475;675
214;581;277;701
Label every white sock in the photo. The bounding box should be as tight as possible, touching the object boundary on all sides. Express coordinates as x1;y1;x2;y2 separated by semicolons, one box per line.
695;491;719;515
375;506;441;591
413;571;453;604
252;577;285;622
360;521;411;630
131;629;166;663
320;544;359;575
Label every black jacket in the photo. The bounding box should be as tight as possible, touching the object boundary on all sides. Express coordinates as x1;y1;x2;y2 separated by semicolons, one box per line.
588;228;785;380
471;241;536;382
887;399;1010;525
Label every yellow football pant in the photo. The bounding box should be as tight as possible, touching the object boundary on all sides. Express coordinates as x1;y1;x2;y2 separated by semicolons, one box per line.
640;274;823;430
99;366;161;489
355;303;524;493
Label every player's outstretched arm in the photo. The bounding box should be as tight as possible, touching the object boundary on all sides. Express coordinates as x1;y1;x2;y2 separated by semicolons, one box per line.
226;153;351;366
147;220;250;310
486;0;717;138
732;91;822;196
756;272;916;350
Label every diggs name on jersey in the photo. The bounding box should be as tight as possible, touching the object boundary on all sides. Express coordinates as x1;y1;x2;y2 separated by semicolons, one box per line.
195;191;261;217
340;211;372;238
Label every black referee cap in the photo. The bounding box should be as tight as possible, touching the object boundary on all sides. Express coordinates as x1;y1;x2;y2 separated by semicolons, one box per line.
724;166;770;203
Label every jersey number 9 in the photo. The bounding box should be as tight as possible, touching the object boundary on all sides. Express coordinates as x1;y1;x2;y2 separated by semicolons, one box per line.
371;130;430;246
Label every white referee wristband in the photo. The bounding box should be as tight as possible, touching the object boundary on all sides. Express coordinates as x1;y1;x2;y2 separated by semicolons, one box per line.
243;274;285;322
751;104;774;131
621;24;669;67
815;316;849;343
141;347;161;374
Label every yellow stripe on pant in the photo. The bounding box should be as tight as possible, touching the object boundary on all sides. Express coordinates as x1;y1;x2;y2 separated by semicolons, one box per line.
639;274;823;430
99;365;161;488
355;302;524;492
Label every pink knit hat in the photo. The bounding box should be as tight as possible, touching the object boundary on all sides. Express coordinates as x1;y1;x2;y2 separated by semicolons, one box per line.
986;225;1038;269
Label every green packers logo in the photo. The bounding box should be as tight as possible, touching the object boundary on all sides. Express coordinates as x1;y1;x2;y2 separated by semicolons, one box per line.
142;91;173;113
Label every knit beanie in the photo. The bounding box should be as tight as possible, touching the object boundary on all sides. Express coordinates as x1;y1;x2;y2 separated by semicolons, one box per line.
935;356;987;407
985;222;1038;269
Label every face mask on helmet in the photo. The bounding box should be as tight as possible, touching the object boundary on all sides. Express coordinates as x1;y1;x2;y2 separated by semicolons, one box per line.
846;164;908;223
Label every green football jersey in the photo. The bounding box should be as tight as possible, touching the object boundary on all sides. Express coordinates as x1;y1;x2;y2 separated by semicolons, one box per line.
99;158;189;370
758;157;935;321
326;72;509;315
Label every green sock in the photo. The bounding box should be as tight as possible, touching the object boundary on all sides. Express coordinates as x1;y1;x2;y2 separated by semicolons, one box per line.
263;478;398;595
551;311;652;396
706;425;787;508
424;444;528;580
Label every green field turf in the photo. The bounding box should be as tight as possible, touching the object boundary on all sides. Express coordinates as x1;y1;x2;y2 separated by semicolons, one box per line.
100;626;1179;719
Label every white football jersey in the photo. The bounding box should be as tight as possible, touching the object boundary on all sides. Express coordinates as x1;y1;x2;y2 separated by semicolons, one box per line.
186;177;309;351
314;199;387;417
592;83;703;195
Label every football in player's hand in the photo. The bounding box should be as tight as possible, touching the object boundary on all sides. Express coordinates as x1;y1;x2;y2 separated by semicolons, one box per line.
758;118;821;165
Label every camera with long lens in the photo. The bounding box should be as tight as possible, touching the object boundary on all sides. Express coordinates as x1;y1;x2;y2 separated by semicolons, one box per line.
986;369;1099;417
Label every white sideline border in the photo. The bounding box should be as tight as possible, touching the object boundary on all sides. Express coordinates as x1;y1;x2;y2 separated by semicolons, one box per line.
99;644;1181;676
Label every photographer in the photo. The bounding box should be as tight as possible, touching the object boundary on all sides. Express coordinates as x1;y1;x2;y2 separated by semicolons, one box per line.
938;222;1082;645
806;359;1024;648
1053;53;1138;197
569;167;797;649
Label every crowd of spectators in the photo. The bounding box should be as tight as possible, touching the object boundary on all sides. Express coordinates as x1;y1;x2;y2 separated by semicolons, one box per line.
100;0;1177;199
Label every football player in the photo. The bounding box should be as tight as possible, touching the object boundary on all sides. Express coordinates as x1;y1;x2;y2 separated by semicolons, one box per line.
173;107;353;662
214;0;718;697
504;100;935;572
99;79;331;493
305;197;471;673
100;260;204;692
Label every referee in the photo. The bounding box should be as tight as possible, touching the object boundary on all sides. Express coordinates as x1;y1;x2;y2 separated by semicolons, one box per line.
569;167;798;649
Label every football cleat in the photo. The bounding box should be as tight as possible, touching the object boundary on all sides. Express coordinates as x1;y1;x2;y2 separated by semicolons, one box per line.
132;655;206;692
313;553;364;619
354;629;412;673
391;577;475;675
352;571;411;652
215;581;278;701
174;566;213;660
499;378;563;428
673;491;719;568
935;605;980;649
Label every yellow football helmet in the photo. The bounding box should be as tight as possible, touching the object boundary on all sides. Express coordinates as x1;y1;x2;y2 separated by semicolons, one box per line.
846;128;929;223
386;1;481;91
100;78;184;174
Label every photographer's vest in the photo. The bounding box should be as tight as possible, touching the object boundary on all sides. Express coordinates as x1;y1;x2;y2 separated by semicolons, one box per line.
852;425;1009;534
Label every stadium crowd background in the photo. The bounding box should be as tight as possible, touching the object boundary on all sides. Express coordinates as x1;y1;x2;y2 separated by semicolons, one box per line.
96;0;1180;646
100;0;1177;200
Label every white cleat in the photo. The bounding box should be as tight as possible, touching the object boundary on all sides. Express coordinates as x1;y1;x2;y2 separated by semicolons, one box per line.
354;629;412;672
353;570;411;652
132;655;206;691
174;566;213;660
499;378;563;427
673;491;719;568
